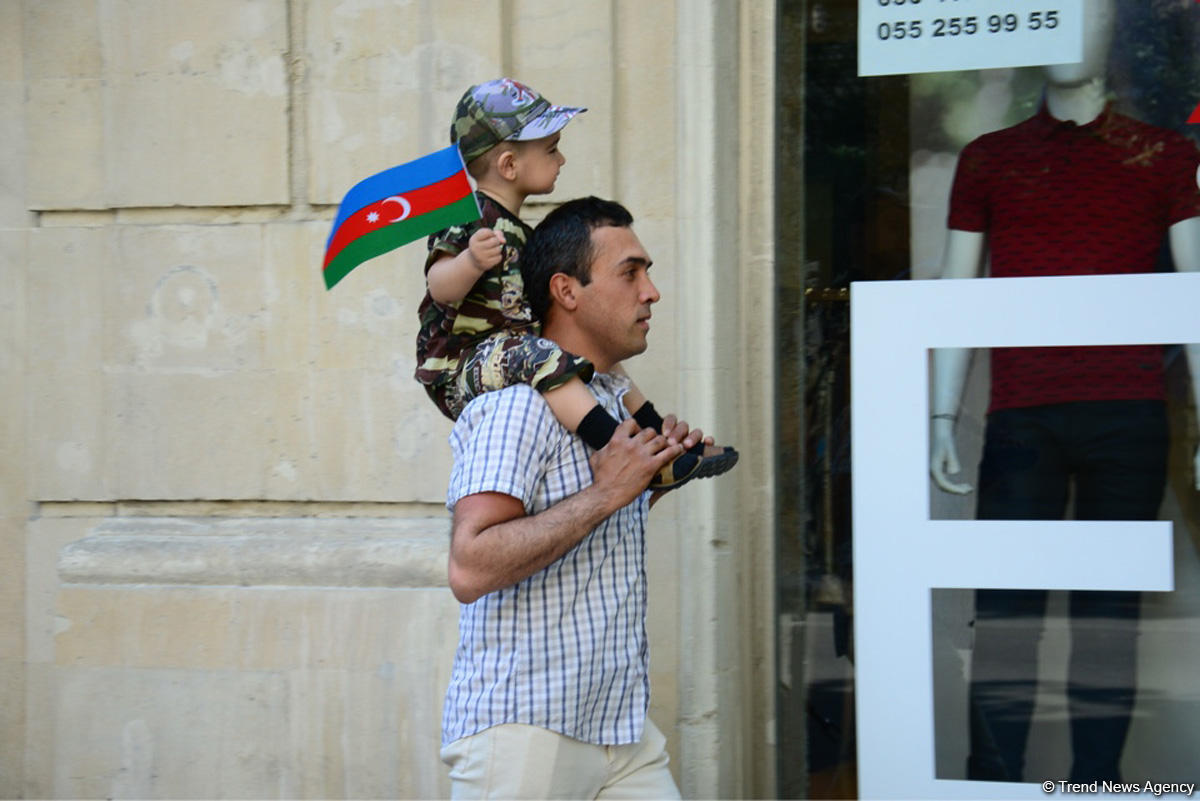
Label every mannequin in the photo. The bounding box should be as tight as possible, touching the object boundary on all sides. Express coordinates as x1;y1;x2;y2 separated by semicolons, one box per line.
929;0;1200;782
932;3;1200;494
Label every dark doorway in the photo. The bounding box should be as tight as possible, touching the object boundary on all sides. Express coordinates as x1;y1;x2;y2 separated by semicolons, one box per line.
776;1;911;796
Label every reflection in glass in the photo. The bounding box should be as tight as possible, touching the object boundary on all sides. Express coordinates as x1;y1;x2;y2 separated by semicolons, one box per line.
923;0;1200;786
783;0;1200;793
930;342;1200;783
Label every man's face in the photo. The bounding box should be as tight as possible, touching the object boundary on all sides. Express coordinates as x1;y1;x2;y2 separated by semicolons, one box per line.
573;225;661;366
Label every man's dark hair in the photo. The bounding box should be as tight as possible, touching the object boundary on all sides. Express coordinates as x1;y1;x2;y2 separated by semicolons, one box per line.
522;196;635;320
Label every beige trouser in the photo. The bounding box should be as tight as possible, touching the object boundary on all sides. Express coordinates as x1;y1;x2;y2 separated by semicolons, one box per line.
439;719;681;800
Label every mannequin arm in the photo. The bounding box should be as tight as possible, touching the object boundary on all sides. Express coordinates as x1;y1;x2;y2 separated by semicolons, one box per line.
930;230;986;495
1169;217;1200;491
932;349;974;494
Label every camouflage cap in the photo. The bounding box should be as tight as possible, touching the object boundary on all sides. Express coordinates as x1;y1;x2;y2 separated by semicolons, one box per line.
451;78;586;164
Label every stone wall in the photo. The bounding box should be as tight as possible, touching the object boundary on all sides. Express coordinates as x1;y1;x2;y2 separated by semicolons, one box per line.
2;1;777;797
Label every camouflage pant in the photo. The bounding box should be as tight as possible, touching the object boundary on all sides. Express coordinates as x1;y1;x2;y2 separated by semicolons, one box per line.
427;330;594;421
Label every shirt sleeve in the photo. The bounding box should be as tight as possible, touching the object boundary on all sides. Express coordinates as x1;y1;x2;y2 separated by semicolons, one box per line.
1165;134;1200;225
446;385;557;513
947;138;990;233
425;218;482;274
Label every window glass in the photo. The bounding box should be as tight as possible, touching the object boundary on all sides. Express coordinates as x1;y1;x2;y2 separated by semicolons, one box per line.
779;0;1200;794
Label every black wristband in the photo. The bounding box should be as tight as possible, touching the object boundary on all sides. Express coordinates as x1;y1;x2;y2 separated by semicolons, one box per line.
633;401;665;432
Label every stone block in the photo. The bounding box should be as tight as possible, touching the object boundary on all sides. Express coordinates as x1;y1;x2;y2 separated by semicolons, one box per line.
54;584;459;672
309;366;453;502
40;655;454;799
26;228;111;499
1;4;22;82
511;0;614;201
58;516;450;588
0;377;24;513
0;233;27;514
645;512;682;782
104;78;289;207
22;0;103;80
101;0;289;206
0;86;30;226
286;666;450;798
27;368;114;501
27;227;105;372
314;225;428;370
615;215;679;409
26;516;99;664
0;518;24;662
107;223;312;373
25;0;289;209
615;0;676;213
25;78;106;209
47;666;293;798
26;220;450;502
0;5;31;227
0;232;25;369
38;581;459;796
310;219;455;501
305;0;503;204
108;369;309;500
22;663;53;798
263;221;326;369
0;657;24;797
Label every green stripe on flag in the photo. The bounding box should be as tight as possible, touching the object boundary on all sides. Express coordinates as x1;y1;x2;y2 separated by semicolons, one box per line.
323;194;480;290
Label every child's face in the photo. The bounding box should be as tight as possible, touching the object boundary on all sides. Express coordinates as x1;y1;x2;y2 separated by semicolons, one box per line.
513;133;566;195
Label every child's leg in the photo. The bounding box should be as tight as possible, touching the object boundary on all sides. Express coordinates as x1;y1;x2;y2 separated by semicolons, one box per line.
543;377;703;489
609;362;734;463
610;363;648;416
543;377;618;450
499;335;707;489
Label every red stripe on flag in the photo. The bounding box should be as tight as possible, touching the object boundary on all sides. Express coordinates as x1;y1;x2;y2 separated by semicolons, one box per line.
1189;100;1200;124
323;171;473;268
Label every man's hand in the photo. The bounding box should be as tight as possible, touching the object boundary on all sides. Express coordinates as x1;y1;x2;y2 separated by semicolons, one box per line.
467;228;506;272
658;413;714;452
589;419;683;513
449;420;681;604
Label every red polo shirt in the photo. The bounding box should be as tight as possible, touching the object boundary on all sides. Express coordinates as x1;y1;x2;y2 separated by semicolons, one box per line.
948;103;1200;412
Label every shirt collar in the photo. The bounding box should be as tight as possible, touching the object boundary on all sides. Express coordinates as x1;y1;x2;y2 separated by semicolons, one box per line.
589;371;631;402
1031;98;1117;140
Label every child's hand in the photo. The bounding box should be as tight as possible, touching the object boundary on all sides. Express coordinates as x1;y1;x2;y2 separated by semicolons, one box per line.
467;228;506;272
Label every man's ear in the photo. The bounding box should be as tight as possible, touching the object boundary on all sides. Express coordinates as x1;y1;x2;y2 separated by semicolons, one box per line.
547;272;580;311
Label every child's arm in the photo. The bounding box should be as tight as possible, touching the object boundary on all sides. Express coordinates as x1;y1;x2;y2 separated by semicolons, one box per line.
426;228;506;304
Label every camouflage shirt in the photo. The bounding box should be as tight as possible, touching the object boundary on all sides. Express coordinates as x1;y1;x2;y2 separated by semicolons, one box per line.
415;192;538;388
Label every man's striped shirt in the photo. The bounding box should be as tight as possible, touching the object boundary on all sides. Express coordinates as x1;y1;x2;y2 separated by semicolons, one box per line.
441;375;651;746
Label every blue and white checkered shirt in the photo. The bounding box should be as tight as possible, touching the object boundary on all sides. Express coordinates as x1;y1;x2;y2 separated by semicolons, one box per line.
441;374;651;746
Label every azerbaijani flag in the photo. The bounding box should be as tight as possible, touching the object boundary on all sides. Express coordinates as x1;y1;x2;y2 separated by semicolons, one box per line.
322;144;481;290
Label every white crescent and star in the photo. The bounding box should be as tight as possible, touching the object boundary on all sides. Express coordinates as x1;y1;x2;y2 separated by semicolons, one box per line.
381;195;412;223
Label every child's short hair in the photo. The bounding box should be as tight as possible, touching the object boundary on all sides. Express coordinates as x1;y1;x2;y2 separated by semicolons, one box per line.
464;140;518;181
451;78;585;164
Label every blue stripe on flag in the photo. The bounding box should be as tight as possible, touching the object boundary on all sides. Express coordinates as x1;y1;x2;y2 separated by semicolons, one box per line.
327;144;466;246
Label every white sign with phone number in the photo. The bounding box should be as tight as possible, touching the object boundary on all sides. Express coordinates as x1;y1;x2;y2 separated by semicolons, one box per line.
859;0;1083;76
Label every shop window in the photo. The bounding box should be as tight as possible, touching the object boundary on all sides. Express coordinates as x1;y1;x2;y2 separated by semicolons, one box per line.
778;1;1200;796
